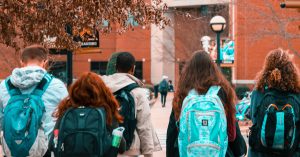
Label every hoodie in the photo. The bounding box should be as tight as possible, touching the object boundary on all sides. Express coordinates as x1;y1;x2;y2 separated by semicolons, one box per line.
0;66;68;157
101;73;161;157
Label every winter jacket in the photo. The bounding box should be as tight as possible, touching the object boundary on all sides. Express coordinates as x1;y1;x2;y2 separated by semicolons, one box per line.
101;73;162;156
249;89;300;157
0;66;68;157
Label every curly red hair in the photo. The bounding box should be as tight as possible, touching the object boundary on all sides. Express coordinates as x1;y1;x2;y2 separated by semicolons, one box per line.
53;72;123;125
256;48;300;93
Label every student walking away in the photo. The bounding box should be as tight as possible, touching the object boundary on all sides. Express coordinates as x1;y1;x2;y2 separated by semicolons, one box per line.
248;48;300;157
0;45;68;157
166;51;247;157
101;52;161;157
159;76;169;107
49;72;126;157
168;80;174;92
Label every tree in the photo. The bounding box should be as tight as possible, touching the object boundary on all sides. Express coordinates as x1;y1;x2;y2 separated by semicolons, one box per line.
236;0;300;57
0;0;169;50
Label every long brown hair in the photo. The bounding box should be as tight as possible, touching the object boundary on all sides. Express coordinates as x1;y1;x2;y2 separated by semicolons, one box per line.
54;72;123;125
256;48;300;93
173;51;236;124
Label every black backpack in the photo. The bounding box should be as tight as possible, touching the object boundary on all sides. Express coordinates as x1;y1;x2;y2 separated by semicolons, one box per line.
114;83;139;150
51;107;112;157
249;89;300;156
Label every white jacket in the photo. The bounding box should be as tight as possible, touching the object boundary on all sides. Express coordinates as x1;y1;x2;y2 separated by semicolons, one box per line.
0;66;68;157
101;73;161;156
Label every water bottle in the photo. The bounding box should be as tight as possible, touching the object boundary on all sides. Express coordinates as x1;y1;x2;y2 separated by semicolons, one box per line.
112;127;125;148
109;127;125;157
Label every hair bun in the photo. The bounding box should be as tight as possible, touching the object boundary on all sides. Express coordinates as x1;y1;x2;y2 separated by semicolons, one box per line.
271;68;281;82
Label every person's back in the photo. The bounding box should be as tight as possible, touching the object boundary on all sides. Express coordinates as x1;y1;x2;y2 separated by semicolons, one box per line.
168;51;246;157
101;52;161;157
0;45;68;157
249;48;300;157
50;72;125;157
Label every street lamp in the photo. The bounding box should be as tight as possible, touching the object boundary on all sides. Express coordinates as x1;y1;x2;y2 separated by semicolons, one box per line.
210;15;226;67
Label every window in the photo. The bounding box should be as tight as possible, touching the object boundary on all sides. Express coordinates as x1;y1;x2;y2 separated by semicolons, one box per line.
199;5;209;16
134;61;143;80
91;61;108;75
48;61;67;83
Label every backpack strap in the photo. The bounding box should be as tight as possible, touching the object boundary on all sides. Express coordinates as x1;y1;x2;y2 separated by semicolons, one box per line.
115;83;139;94
5;78;22;97
32;73;53;97
206;85;221;96
123;83;139;92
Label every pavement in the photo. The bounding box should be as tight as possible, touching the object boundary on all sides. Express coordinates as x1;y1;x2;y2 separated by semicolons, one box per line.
150;92;251;157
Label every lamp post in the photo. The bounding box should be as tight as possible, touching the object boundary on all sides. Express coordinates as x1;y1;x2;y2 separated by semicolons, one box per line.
210;15;226;67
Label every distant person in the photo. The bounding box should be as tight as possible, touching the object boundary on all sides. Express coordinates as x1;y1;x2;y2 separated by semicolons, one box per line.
168;80;174;92
248;49;300;157
159;76;169;107
166;51;246;157
0;45;68;157
101;52;161;157
50;72;125;157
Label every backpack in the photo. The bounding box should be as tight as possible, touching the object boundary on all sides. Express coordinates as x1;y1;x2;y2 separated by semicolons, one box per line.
178;86;228;157
113;83;139;150
249;89;300;156
52;107;112;157
159;80;168;93
3;73;52;157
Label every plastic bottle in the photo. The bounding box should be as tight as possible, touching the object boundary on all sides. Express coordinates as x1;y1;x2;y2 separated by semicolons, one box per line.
112;127;125;148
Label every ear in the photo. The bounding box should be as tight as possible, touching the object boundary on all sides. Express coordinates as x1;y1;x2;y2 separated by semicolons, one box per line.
20;61;26;67
41;60;48;69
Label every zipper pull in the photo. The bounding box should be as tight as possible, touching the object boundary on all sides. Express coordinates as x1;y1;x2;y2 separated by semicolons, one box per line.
61;143;64;151
53;129;59;148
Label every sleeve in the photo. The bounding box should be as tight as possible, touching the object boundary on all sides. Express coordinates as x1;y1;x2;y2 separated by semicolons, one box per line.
217;87;236;142
166;109;180;157
42;79;68;138
134;88;155;155
227;121;247;157
250;90;260;124
0;81;7;131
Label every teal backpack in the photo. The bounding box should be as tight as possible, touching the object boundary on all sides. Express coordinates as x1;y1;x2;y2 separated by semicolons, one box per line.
3;74;52;157
159;80;169;93
178;86;228;157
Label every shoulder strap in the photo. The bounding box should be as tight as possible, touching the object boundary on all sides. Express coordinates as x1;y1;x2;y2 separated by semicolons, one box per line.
115;83;139;94
206;85;221;96
32;73;53;97
5;78;21;97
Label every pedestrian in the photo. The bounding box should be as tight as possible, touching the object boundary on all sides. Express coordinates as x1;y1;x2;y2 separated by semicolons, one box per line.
50;72;126;157
0;45;68;157
168;80;174;92
166;50;247;157
159;75;169;107
248;48;300;157
101;52;161;157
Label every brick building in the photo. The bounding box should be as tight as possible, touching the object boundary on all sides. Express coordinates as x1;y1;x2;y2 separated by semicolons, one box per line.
234;0;300;86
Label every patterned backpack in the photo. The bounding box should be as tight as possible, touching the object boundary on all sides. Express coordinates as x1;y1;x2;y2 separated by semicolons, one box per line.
178;86;228;157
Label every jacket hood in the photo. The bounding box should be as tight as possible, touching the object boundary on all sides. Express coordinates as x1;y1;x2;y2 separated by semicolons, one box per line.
101;73;143;93
10;66;47;89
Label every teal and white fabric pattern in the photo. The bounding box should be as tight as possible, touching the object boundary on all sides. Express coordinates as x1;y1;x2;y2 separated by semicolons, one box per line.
178;86;228;157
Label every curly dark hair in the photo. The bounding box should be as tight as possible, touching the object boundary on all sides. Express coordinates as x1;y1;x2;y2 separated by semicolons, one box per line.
256;48;300;93
173;51;237;127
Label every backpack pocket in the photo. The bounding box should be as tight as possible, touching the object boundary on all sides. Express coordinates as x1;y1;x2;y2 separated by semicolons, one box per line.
187;140;221;157
60;131;99;157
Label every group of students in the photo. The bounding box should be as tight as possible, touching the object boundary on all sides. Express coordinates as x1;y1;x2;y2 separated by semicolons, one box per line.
166;48;300;157
0;45;161;157
0;44;300;157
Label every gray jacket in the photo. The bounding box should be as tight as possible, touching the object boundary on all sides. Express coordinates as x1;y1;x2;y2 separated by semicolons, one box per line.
101;73;162;156
0;66;68;157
